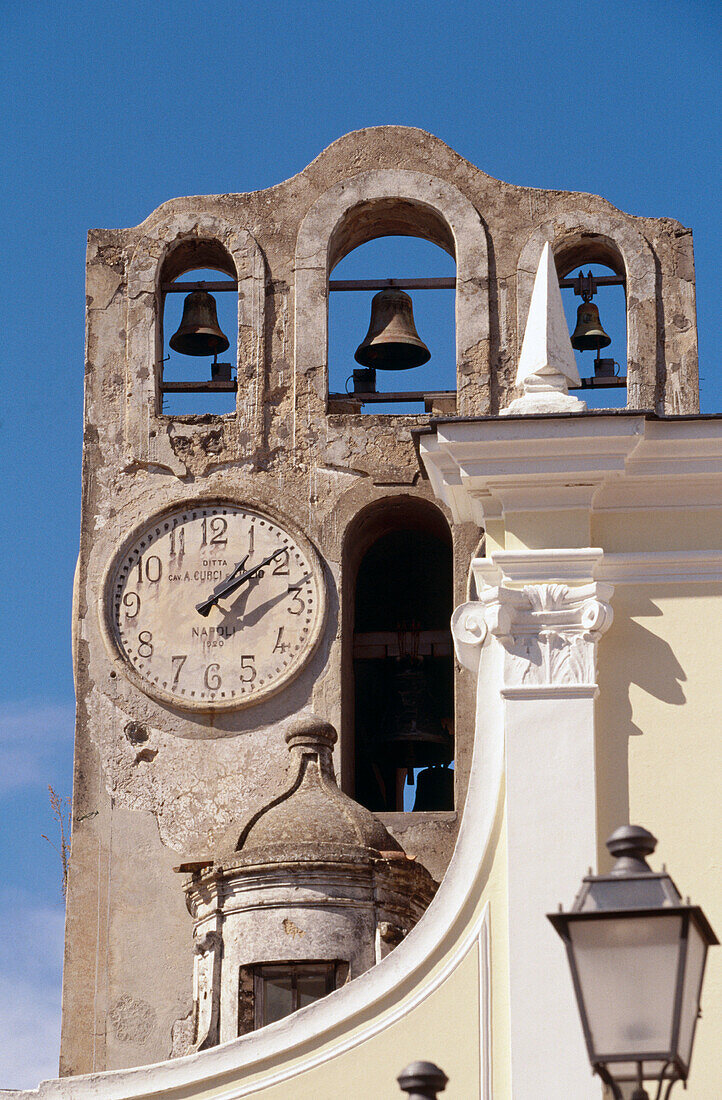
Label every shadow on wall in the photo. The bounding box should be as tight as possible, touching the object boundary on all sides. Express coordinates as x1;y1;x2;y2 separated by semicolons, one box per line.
596;591;686;858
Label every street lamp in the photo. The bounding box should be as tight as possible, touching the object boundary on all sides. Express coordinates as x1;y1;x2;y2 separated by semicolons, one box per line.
548;825;717;1100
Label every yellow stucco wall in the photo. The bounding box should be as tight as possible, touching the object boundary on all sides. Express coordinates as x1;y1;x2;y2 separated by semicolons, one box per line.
596;582;722;1099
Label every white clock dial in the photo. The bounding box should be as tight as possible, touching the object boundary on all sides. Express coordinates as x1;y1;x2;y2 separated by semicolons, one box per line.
108;504;325;710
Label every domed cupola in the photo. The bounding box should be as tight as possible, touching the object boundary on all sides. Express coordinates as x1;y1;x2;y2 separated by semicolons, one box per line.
220;713;404;863
174;714;436;1052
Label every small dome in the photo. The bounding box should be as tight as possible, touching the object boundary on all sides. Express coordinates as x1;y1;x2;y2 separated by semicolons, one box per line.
216;713;403;867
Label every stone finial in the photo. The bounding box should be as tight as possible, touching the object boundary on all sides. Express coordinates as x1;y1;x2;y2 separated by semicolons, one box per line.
284;711;337;752
502;241;587;415
283;711;337;780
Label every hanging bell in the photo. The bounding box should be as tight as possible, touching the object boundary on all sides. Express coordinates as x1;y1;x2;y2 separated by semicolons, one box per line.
169;290;230;357
354;289;431;371
377;657;453;769
570;301;612;353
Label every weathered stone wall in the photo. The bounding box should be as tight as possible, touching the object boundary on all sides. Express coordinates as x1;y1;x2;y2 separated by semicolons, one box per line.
62;126;700;1075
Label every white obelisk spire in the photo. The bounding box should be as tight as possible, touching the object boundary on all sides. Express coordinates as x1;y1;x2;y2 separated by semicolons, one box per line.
502;241;586;414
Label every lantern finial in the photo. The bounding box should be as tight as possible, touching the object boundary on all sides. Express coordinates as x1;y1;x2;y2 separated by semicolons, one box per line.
606;824;657;875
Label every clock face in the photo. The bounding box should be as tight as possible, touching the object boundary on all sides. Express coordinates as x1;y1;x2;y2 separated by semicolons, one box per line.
108;503;325;710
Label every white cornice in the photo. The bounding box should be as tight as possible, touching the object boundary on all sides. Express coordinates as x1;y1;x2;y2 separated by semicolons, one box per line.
474;548;604;586
595;550;722;585
419;415;722;523
473;548;722;587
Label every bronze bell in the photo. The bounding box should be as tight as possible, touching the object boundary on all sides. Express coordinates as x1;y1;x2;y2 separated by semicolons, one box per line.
570;301;612;353
169;290;230;357
377;657;453;769
355;289;431;371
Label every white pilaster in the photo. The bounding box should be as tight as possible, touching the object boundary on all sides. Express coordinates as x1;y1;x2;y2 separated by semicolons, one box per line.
453;549;613;1099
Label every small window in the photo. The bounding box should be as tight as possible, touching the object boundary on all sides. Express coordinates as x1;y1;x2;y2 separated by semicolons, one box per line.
245;962;343;1031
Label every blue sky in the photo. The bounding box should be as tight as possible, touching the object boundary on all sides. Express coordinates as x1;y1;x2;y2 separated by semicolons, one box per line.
1;0;720;1087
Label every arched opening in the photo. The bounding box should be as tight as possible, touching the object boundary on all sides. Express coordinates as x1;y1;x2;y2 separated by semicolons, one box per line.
159;240;238;416
326;198;457;415
329;237;456;414
344;498;454;813
555;235;628;410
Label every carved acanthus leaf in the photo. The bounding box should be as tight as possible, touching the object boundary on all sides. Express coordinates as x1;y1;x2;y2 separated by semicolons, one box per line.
524;584;569;613
451;575;613;687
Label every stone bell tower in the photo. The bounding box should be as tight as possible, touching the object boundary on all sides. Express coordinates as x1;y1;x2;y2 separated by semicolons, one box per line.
62;126;698;1075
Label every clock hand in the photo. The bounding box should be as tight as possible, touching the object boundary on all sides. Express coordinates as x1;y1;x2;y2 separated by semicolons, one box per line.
194;555;249;617
195;548;285;617
227;555;250;581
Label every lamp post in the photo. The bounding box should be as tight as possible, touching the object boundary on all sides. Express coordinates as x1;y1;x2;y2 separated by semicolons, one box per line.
548;825;718;1100
397;1061;448;1099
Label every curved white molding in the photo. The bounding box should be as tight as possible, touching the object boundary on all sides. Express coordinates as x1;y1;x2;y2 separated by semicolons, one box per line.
13;641;504;1100
479;907;492;1100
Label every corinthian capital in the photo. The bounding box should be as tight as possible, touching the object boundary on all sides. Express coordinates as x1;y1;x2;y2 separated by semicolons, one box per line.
452;562;613;690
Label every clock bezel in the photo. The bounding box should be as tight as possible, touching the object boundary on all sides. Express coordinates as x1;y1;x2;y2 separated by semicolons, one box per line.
101;498;327;713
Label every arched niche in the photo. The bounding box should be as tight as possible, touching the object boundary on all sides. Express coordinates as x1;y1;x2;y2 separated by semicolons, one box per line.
293;169;490;445
159;240;238;416
341;495;454;814
125;213;266;470
328;197;456;266
517;214;657;411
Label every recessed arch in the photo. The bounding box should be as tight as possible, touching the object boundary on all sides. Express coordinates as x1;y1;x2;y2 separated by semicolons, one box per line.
517;213;657;410
293;169;490;447
125;213;266;469
160;237;237;284
341;495;455;814
328;196;456;270
553;230;626;280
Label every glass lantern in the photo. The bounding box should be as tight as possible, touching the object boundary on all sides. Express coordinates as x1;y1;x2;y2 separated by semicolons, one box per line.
548;825;717;1100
